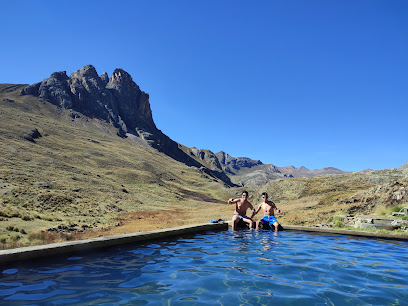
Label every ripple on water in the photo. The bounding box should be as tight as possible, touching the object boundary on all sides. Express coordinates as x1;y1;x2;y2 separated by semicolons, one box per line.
0;230;407;304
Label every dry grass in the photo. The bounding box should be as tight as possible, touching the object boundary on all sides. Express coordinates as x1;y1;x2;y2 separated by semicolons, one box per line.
0;85;236;249
1;84;407;249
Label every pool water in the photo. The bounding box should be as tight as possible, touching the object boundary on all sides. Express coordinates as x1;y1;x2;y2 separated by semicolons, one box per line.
1;230;407;305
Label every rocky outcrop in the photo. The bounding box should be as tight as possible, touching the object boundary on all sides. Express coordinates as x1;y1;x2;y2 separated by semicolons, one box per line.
21;65;154;135
22;128;42;143
215;151;263;174
182;147;235;185
399;161;408;171
21;71;73;109
20;65;235;186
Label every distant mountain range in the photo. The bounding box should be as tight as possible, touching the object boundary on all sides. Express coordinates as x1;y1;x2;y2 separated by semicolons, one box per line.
183;147;348;186
18;65;353;187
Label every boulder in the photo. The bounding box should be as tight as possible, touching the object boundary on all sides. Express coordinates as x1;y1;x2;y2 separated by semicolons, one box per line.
22;128;42;142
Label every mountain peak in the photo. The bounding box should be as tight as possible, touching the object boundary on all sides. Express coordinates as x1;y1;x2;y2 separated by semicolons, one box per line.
19;65;236;187
20;65;152;131
50;71;69;80
76;65;98;77
100;72;109;85
108;68;134;85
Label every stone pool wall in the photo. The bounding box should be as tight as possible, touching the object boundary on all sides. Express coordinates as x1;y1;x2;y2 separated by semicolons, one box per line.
0;222;228;264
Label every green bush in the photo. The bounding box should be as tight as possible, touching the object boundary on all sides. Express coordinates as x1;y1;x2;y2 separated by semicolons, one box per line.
11;234;21;241
390;205;404;214
22;215;33;221
335;221;345;228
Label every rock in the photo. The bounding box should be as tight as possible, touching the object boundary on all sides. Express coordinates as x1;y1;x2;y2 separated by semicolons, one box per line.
106;204;123;212
20;65;237;186
20;65;154;135
100;72;109;86
34;181;55;188
21;71;73;108
360;223;397;230
117;127;127;138
22;128;42;142
399;161;408;171
215;151;263;173
360;223;376;229
2;98;14;103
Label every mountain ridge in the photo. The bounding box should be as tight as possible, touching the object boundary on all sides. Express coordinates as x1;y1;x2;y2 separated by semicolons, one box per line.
20;65;236;187
19;65;349;187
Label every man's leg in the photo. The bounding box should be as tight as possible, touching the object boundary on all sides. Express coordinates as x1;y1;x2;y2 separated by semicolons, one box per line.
242;217;254;229
232;215;240;230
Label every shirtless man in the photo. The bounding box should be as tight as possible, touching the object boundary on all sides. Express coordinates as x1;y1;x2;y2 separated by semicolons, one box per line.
228;191;255;230
251;192;281;231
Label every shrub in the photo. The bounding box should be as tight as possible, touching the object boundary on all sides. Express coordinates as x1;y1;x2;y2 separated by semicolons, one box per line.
22;215;33;221
11;234;21;241
335;221;345;228
390;205;404;214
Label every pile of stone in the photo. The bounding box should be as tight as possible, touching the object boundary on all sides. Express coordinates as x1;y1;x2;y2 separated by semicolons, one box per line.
316;212;408;231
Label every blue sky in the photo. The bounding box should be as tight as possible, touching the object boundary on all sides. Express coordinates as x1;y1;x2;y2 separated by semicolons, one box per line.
1;0;407;171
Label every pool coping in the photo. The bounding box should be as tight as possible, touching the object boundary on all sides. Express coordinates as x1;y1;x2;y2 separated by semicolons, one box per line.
1;222;407;265
281;225;408;241
0;222;228;265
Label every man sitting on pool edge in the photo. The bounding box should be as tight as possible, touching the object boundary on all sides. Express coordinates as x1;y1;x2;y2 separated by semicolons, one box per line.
228;191;255;230
251;192;281;232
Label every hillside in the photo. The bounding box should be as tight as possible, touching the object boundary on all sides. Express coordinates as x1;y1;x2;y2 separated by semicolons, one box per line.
19;65;236;187
1;65;407;249
0;83;235;248
253;168;408;226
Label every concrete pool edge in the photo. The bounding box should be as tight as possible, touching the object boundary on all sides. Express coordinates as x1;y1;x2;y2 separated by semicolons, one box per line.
0;222;228;264
282;225;408;241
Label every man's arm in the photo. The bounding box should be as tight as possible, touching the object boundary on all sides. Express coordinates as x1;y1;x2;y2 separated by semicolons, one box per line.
272;201;281;213
250;203;261;218
228;198;239;204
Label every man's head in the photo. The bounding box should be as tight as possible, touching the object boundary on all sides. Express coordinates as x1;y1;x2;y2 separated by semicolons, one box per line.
261;192;268;200
242;191;248;199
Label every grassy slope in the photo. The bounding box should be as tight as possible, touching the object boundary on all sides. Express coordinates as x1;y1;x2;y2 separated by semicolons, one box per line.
0;85;238;248
1;84;407;249
253;170;408;226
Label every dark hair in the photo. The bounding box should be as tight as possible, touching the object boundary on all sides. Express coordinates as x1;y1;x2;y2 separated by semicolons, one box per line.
261;192;268;198
242;190;248;196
